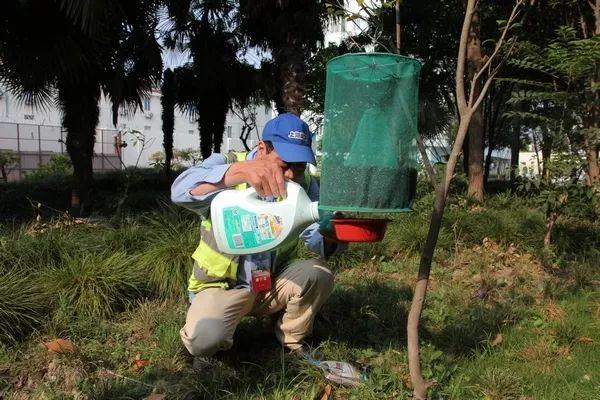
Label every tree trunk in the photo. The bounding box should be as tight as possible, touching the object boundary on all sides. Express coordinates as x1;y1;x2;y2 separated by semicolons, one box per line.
541;130;553;181
407;0;525;396
408;114;473;400
58;79;100;217
466;7;485;201
544;210;558;249
161;68;176;177
276;47;306;117
584;0;600;185
395;0;401;54
461;136;469;175
510;125;520;184
212;100;229;154
198;114;212;160
585;145;599;185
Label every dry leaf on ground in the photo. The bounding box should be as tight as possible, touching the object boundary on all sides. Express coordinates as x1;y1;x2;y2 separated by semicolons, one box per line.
44;339;77;353
491;333;503;347
320;384;332;400
132;353;151;373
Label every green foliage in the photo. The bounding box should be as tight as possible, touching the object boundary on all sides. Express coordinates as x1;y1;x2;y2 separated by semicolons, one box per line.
0;150;19;167
41;251;146;318
24;154;73;181
0;168;174;219
78;378;152;400
304;43;349;114
0;269;45;344
137;208;199;299
0;150;19;182
516;153;600;221
0;189;599;398
508;26;600;160
149;148;203;169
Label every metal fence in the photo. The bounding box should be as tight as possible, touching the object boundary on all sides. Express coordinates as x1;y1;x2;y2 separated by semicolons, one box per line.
0;122;122;181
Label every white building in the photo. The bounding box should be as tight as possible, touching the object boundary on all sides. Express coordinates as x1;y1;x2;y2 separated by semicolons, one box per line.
322;2;371;49
0;86;274;181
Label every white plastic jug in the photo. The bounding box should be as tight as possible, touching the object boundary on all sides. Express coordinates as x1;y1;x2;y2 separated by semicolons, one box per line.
210;181;320;255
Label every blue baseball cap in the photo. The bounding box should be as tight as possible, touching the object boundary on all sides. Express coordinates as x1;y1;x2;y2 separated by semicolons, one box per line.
262;113;316;164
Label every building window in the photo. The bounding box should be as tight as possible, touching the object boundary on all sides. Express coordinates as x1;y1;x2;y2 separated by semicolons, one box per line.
188;129;194;135
226;126;232;138
143;96;151;111
24;114;34;120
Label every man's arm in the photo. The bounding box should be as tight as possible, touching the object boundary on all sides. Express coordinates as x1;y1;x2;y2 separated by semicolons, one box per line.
190;159;287;198
170;154;230;217
171;152;288;217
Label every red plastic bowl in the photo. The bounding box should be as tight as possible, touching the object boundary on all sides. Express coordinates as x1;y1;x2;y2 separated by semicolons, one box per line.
331;218;391;242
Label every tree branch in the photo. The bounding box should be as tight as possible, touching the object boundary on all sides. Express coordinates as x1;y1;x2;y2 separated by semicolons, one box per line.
408;1;526;398
456;0;477;112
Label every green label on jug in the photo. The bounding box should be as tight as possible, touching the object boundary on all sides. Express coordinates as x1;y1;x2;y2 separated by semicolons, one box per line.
222;206;284;249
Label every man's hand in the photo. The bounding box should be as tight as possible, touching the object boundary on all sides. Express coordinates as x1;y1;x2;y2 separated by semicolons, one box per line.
225;159;287;198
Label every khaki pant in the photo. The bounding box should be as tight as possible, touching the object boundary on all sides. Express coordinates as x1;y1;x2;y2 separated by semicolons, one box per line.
180;258;334;357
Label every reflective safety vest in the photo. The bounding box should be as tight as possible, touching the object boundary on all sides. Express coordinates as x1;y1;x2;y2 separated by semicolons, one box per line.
187;151;313;293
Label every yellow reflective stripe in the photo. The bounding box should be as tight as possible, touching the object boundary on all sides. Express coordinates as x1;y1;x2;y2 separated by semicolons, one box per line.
201;219;211;230
188;278;228;293
191;240;238;280
234;152;248;191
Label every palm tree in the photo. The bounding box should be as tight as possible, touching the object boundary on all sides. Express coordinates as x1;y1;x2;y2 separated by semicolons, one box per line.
238;0;328;116
161;69;176;177
0;0;162;215
165;0;264;158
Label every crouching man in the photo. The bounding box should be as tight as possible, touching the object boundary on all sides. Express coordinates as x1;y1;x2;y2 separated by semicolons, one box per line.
171;113;344;362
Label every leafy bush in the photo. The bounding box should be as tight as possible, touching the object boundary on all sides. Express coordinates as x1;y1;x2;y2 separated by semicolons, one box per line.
24;154;73;181
0;168;179;219
0;150;19;183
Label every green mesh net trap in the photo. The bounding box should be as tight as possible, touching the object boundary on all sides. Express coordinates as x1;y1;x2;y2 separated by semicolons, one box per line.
319;53;422;213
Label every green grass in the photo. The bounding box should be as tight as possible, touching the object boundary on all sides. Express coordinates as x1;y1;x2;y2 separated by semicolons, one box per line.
41;251;146;318
0;269;46;344
0;189;599;399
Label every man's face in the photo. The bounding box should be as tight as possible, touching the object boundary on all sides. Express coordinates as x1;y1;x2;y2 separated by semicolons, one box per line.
257;141;306;184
